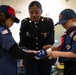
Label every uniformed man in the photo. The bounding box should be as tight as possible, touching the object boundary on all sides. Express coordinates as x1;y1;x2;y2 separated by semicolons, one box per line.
19;1;56;75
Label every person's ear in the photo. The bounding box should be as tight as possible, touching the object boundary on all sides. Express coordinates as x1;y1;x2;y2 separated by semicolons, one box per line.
72;18;76;22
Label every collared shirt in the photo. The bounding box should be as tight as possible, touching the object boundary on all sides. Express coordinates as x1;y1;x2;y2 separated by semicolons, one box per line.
0;25;17;75
59;26;76;63
19;17;55;68
19;17;54;50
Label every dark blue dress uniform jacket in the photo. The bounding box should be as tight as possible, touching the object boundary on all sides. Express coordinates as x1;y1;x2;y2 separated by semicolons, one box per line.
0;25;17;75
19;17;55;69
59;26;76;63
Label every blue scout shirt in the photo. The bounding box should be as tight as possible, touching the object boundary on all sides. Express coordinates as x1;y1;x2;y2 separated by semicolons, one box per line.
59;26;76;63
0;25;17;75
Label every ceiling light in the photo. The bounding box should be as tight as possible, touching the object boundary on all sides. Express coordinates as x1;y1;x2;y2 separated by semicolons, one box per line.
55;39;59;42
15;10;22;14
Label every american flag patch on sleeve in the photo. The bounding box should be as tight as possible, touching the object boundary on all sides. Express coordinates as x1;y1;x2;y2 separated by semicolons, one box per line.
1;29;8;34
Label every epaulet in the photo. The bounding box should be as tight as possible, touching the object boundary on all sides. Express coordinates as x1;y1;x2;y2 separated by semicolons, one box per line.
43;17;52;22
21;18;30;23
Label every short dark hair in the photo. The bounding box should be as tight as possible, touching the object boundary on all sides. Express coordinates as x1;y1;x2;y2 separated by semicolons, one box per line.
0;11;10;24
28;1;42;10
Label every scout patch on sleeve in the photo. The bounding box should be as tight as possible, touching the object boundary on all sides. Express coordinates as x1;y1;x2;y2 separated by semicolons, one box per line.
70;31;74;37
73;35;76;41
66;45;71;50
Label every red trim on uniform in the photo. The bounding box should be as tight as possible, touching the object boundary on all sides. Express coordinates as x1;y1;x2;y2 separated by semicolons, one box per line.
57;34;66;50
8;6;15;16
57;27;76;51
